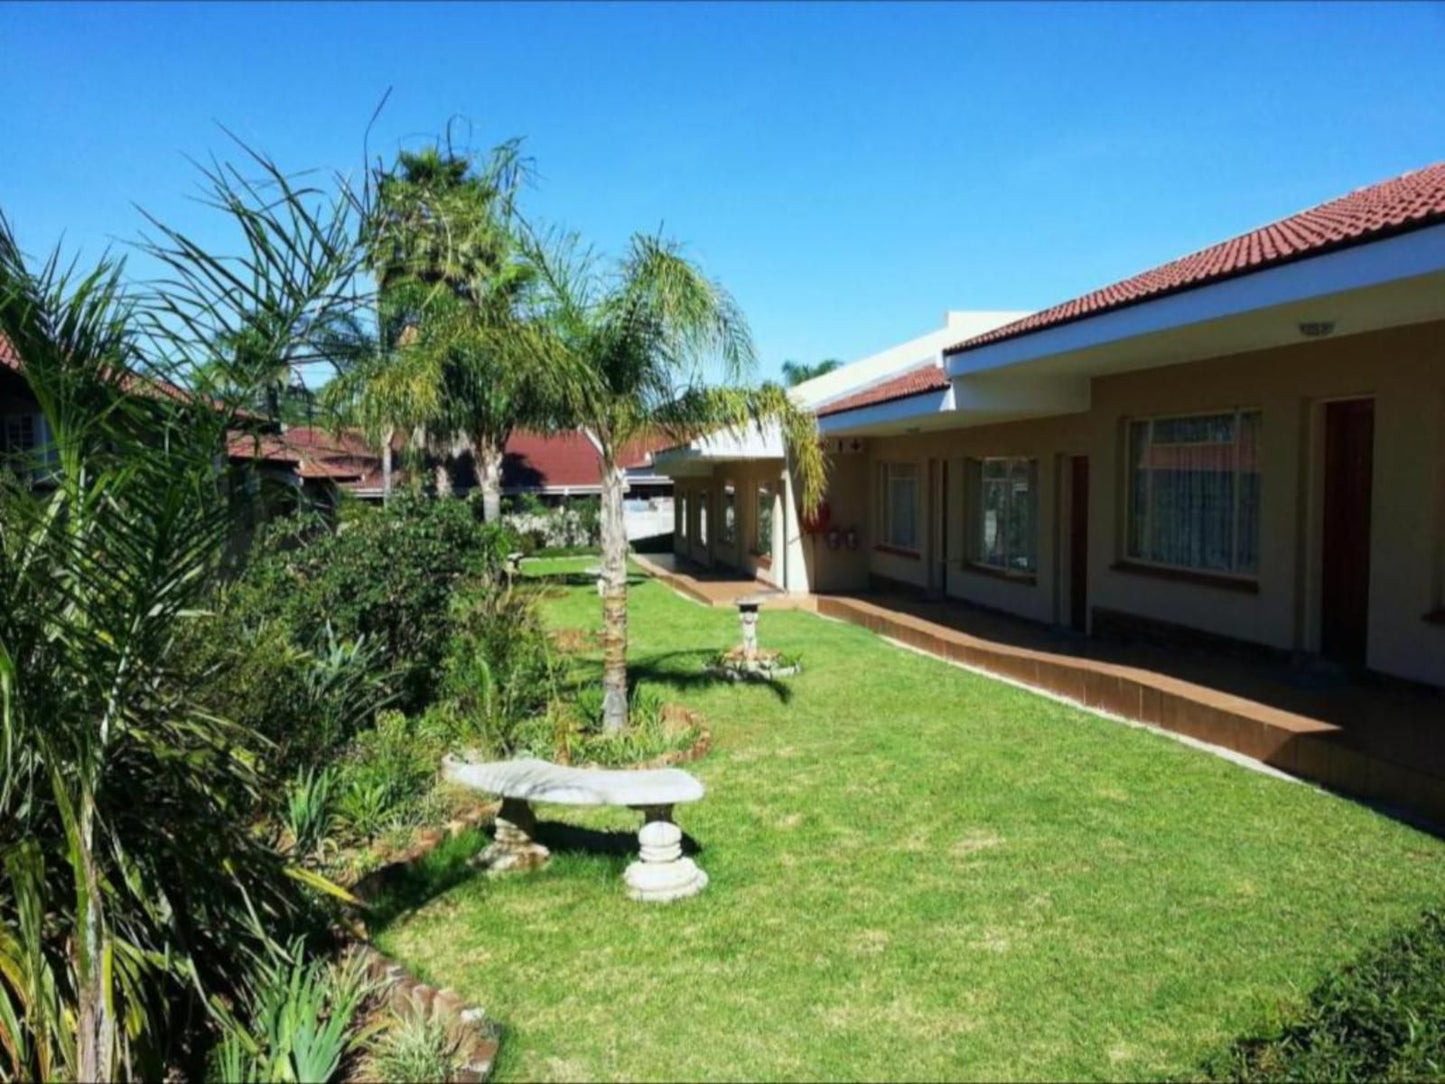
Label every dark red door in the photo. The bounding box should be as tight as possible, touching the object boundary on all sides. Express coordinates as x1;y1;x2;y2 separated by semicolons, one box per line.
1070;456;1089;632
1320;399;1374;665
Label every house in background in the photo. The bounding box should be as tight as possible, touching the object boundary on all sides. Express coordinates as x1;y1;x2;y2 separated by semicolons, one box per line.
657;162;1445;692
500;428;675;542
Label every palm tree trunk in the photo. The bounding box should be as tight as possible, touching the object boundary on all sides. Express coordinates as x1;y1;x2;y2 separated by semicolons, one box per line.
600;459;629;733
74;792;114;1083
476;433;504;523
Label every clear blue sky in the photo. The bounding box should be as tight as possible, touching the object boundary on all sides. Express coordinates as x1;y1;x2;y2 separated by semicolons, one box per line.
3;1;1444;383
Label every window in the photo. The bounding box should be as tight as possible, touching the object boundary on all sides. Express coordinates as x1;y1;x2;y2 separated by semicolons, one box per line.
721;483;737;546
678;491;688;542
755;484;773;557
879;463;919;551
1127;409;1261;576
697;491;708;546
969;457;1038;574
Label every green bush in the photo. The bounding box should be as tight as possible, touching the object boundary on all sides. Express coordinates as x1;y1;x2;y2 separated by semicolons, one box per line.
209;940;372;1083
1199;908;1445;1082
229;493;513;710
333;710;439;841
366;1012;463;1083
439;582;562;757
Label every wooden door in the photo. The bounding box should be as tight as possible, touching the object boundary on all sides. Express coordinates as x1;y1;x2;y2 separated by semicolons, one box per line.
1320;399;1374;665
1069;456;1089;632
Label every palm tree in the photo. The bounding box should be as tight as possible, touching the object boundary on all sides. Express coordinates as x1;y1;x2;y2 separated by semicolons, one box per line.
0;149;361;1081
356;142;548;519
781;357;842;386
523;230;827;732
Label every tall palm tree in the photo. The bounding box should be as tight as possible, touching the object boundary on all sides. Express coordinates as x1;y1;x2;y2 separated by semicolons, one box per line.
357;142;548;519
524;230;827;732
781;357;842;386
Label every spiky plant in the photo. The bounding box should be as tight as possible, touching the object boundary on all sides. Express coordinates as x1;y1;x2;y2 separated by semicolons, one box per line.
0;145;362;1080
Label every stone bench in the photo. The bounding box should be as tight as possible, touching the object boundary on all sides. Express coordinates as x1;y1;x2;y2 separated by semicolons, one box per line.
441;756;708;903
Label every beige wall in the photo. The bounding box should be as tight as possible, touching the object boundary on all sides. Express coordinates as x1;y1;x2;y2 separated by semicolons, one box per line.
839;319;1445;687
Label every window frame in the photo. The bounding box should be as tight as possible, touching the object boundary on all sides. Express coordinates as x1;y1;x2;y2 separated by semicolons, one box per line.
696;487;708;547
878;461;921;554
967;456;1039;578
677;490;688;543
1123;407;1262;581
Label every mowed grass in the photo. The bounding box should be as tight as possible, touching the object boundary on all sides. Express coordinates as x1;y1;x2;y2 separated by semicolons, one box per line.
374;557;1445;1082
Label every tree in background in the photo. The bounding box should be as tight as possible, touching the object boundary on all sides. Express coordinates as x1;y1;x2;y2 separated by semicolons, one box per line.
522;230;827;732
781;357;842;387
338;142;552;518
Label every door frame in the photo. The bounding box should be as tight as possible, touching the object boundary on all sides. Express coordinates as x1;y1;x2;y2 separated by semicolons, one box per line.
1302;393;1376;659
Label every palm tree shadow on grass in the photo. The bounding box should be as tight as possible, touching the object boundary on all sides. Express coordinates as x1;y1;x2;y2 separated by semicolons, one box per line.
555;647;795;705
360;822;701;930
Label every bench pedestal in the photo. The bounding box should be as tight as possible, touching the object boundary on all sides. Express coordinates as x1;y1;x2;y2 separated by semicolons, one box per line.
624;805;708;903
475;797;550;874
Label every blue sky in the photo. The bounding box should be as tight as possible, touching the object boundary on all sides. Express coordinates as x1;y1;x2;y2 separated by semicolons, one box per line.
3;1;1444;384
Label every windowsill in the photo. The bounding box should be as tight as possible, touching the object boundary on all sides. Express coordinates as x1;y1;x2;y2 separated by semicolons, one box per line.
874;544;921;560
1111;560;1259;595
1423;608;1445;627
750;552;772;569
963;562;1037;586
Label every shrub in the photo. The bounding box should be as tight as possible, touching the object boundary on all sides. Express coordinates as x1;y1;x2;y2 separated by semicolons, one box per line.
366;1011;463;1083
229;493;513;710
1199;908;1445;1082
333;711;439;842
439;582;562;757
283;766;337;861
209;940;371;1084
560;683;702;768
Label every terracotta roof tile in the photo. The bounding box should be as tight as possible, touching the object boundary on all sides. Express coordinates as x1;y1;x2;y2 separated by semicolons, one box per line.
815;364;950;418
502;429;603;490
947;161;1445;356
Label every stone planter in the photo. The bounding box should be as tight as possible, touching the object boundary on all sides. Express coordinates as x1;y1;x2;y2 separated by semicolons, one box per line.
706;646;802;682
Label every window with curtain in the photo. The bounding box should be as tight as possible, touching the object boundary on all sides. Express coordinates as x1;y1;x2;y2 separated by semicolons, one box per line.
1126;409;1261;575
697;491;708;546
969;457;1038;574
721;483;736;545
880;463;919;550
755;484;773;557
677;491;688;542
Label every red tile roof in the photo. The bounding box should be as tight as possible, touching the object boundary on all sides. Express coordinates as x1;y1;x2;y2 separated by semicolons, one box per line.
615;432;674;471
502;429;604;490
948;161;1445;356
816;364;951;418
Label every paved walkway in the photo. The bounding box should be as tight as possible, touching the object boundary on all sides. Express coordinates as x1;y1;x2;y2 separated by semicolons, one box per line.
631;552;815;610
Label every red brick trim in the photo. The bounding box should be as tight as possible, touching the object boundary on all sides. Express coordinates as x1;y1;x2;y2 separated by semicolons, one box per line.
1111;560;1259;595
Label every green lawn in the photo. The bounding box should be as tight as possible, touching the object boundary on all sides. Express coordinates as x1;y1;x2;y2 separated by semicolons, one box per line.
374;557;1445;1082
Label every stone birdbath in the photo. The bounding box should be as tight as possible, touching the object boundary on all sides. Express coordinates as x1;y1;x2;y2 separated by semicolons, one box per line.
706;596;801;682
584;563;607;597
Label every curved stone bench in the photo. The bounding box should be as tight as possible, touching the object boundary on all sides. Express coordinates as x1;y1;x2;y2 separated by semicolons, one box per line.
441;756;708;903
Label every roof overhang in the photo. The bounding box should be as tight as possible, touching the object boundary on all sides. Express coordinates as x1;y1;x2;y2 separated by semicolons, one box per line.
652;421;783;477
945;222;1445;380
824;223;1445;437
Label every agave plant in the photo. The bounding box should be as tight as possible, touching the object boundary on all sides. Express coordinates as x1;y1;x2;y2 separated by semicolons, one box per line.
0;144;366;1080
